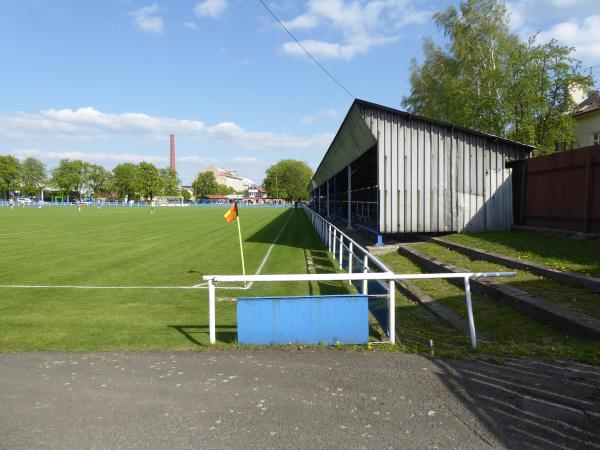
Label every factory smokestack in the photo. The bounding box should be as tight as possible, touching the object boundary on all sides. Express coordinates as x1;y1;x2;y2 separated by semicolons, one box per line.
170;134;175;174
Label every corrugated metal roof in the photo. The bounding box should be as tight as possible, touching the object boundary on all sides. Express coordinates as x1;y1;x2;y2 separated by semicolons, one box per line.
309;102;377;190
309;99;535;191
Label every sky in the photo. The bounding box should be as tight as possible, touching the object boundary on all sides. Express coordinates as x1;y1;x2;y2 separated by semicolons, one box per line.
1;0;599;185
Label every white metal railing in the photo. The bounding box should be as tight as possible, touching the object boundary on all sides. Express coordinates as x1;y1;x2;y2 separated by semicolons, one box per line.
203;271;516;348
202;206;516;349
303;204;392;280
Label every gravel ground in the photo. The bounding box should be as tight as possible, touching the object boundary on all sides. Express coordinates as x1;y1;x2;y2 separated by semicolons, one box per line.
1;350;598;449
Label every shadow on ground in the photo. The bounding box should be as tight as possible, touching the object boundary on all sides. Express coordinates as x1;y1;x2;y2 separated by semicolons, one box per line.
168;325;236;346
432;356;600;449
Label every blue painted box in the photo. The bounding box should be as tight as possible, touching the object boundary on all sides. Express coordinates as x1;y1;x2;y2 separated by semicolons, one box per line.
237;295;368;345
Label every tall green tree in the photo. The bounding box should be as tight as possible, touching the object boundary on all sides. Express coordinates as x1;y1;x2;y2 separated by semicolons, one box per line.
20;157;46;196
87;164;112;199
193;171;219;196
135;162;163;200
402;0;592;154
263;159;313;201
160;168;181;196
51;159;89;200
112;163;138;200
0;155;23;198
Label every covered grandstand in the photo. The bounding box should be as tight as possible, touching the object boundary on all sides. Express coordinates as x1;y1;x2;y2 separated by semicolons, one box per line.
309;99;533;242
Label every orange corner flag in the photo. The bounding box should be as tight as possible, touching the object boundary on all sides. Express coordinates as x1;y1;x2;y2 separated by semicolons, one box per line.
224;203;238;222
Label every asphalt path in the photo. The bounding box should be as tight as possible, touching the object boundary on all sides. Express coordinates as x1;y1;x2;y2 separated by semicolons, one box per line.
1;350;598;449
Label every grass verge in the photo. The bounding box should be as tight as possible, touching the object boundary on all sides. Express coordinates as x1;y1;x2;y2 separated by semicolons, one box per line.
378;251;600;366
440;231;600;277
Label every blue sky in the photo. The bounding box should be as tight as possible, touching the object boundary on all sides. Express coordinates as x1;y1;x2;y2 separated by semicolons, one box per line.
1;0;599;184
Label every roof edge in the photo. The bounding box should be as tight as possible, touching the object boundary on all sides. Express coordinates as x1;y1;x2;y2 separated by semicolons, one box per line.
354;98;536;150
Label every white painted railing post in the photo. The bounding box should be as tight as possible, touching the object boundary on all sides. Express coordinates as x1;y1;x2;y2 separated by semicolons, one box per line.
362;255;368;295
463;276;477;349
328;225;332;252
348;242;354;284
208;279;216;345
332;229;337;259
339;235;344;269
389;280;395;345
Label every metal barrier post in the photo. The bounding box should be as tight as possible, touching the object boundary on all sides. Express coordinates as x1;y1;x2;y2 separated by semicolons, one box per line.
348;242;354;284
362;255;368;295
389;280;395;345
339;235;343;269
332;229;337;259
208;279;216;345
463;276;477;349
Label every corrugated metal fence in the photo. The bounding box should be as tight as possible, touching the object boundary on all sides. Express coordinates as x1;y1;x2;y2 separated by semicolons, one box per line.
509;144;600;233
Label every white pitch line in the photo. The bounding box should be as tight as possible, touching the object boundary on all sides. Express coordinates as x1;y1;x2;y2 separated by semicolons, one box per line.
0;230;43;237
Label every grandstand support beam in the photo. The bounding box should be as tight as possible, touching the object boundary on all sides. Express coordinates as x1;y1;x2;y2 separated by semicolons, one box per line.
346;165;352;229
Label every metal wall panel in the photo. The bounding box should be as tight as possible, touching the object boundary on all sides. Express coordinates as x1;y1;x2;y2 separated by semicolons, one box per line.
357;103;530;233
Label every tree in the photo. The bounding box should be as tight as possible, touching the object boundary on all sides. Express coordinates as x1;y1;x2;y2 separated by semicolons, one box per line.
0;155;23;198
263;159;313;201
193;171;219;196
51;159;89;200
87;164;112;199
402;0;592;154
135;162;163;200
112;163;138;200
20;157;46;196
181;188;191;202
160;168;181;196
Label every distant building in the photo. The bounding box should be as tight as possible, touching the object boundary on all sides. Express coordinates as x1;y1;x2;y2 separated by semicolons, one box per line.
245;185;267;200
571;90;600;148
203;166;253;192
199;194;229;204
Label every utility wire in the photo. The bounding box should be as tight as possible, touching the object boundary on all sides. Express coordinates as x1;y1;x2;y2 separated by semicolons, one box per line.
256;0;355;99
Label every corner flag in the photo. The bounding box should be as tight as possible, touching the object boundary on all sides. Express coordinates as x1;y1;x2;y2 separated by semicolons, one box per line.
224;202;246;282
224;203;238;222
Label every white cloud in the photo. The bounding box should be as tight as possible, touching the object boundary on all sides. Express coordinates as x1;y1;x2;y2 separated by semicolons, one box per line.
0;107;205;141
300;108;338;124
230;156;259;165
179;155;206;163
184;21;199;30
537;15;600;63
1;107;332;153
131;4;164;34
11;148;168;164
194;0;228;18
280;0;431;60
207;122;333;150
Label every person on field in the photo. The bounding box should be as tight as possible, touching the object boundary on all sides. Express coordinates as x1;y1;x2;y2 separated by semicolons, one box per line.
77;200;81;212
150;198;155;214
9;196;14;209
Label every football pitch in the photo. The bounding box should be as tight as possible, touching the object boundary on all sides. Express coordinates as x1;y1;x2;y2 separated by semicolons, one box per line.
0;206;352;350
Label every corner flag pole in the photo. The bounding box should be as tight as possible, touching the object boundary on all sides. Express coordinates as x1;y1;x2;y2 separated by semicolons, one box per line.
236;208;247;286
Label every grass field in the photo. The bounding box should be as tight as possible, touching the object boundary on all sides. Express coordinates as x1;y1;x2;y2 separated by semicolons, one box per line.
0;206;352;351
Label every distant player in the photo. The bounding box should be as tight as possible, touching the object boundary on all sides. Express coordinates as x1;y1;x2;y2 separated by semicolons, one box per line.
77;200;81;212
9;196;14;209
150;199;155;214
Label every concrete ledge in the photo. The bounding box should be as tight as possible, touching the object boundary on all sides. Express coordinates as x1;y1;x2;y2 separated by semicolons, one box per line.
423;236;600;294
398;245;600;340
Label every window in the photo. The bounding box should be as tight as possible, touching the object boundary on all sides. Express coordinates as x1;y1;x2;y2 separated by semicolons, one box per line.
594;131;600;145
